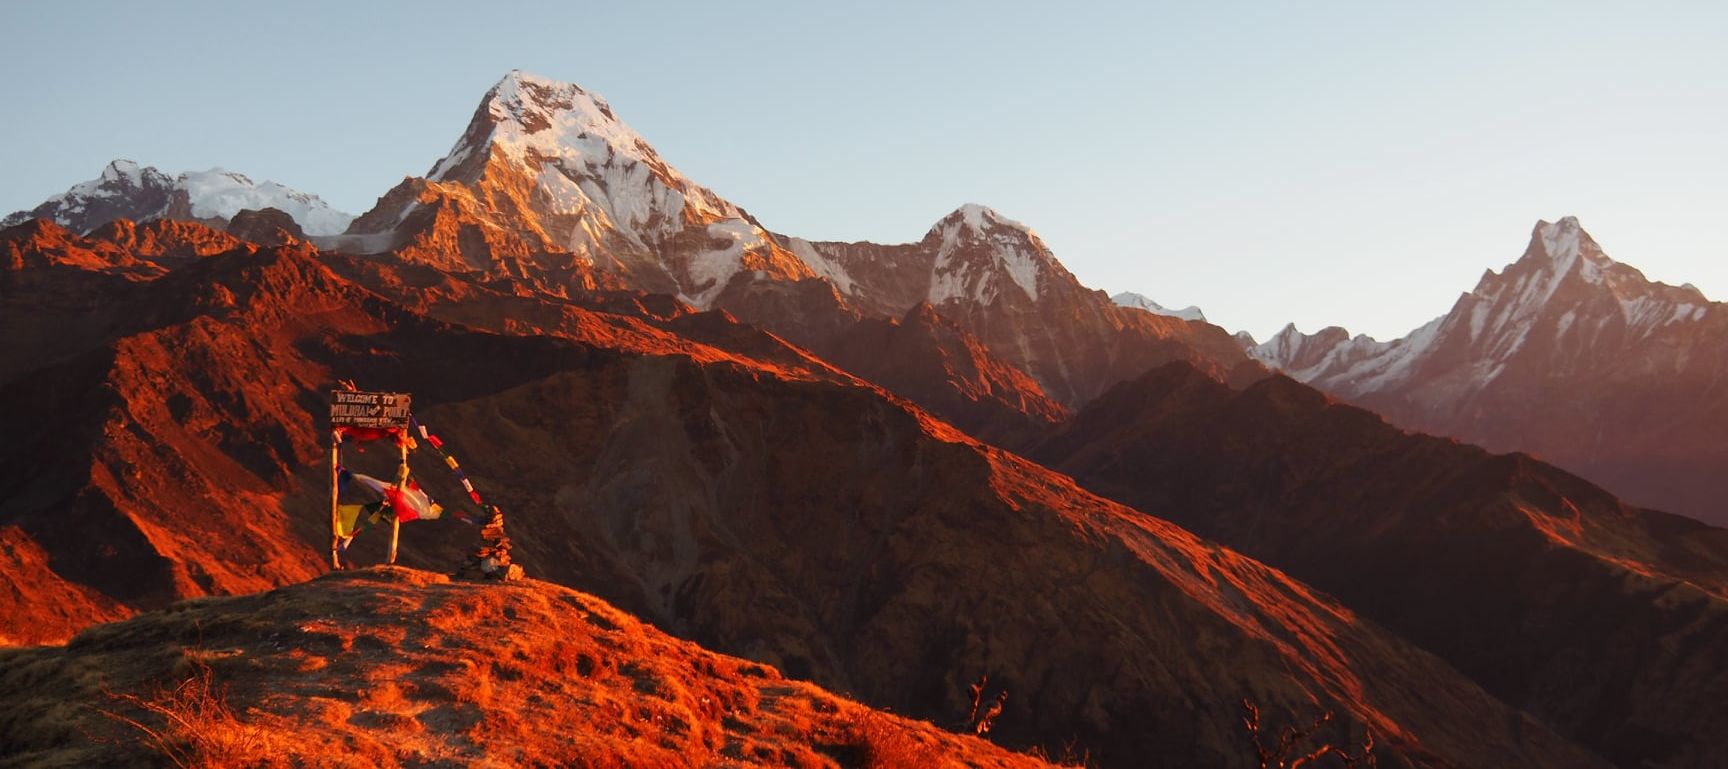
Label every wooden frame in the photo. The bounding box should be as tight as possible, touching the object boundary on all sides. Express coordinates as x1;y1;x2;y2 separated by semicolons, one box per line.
328;390;413;570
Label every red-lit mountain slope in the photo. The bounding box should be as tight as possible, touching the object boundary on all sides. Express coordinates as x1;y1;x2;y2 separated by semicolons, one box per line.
1032;363;1728;768
0;223;1599;767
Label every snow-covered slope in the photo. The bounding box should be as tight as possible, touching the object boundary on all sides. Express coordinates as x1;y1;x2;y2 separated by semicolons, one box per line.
174;169;353;235
346;70;811;307
928;204;1047;305
1112;291;1206;322
1245;323;1394;383
3;160;352;236
1250;216;1728;524
1;160;174;233
780;204;1074;318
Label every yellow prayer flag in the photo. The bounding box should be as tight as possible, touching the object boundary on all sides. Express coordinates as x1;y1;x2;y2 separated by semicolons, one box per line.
336;504;367;537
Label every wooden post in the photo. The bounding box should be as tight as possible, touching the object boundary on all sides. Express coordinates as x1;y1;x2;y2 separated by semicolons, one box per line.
329;430;342;570
387;437;407;565
328;389;411;568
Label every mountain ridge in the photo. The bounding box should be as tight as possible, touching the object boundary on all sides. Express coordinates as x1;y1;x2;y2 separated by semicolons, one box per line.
1032;361;1728;767
0;218;1606;767
1246;216;1728;525
1112;291;1206;322
5;72;1727;767
326;70;1255;428
4;159;353;236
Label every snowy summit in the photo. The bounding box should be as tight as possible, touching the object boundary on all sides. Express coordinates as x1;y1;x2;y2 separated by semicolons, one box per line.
358;70;812;309
927;204;1050;304
1249;216;1714;395
2;159;353;236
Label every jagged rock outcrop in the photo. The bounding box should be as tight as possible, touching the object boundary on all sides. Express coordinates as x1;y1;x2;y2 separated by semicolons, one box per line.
226;206;307;247
2;218;157;276
86;217;249;263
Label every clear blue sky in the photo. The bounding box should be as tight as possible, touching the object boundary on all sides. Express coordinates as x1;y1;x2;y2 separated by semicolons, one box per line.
3;1;1724;340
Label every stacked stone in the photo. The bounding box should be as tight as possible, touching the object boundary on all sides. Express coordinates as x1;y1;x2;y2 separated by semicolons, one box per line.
456;506;524;581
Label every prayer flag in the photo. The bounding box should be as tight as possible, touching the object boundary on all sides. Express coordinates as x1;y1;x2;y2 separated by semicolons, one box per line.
336;504;367;537
386;480;443;522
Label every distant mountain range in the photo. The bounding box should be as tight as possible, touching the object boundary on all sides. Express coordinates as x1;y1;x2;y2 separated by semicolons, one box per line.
5;70;1726;768
0;211;1611;769
4;159;352;236
1241;217;1727;526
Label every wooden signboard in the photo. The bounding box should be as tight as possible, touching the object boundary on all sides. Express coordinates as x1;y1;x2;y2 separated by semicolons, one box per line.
330;390;412;429
329;389;412;569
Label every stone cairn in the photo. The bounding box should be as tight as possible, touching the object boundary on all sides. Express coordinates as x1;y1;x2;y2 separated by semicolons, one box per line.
456;506;524;582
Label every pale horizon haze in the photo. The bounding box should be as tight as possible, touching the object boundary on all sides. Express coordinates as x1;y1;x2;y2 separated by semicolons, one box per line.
2;1;1724;341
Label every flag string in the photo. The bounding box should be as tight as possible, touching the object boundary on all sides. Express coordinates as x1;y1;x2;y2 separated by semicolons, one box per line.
410;416;487;524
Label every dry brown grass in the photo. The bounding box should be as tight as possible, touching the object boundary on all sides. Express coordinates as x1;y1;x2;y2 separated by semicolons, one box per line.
828;708;947;768
2;567;1048;769
97;659;266;768
1023;739;1094;768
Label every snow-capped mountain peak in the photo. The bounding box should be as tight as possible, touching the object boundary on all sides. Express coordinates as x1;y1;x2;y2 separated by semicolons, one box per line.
94;159;154;187
1112;291;1206;322
1496;216;1608;294
1;159;174;231
941;203;1030;234
428;71;702;201
357;70;810;309
1536;216;1585;261
485;70;638;153
1237;216;1728;525
1245;323;1393;381
925;204;1051;303
1251;216;1717;402
4;160;351;236
426;70;741;222
1465;217;1709;345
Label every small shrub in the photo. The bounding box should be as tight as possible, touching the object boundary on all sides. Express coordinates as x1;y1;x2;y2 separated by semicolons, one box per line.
965;674;1008;735
839;709;943;769
1026;737;1094;767
97;659;266;769
1241;699;1376;769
